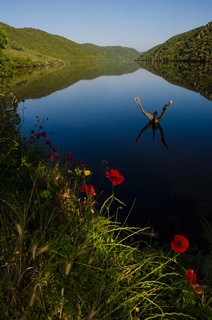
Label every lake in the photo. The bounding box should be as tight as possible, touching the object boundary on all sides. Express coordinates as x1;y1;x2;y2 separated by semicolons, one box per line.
10;61;212;251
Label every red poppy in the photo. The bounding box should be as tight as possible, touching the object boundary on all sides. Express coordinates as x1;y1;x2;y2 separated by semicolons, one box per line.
186;269;197;284
62;153;73;164
23;137;26;141
33;185;40;191
72;161;77;167
46;152;53;159
62;158;68;165
54;153;61;159
40;131;47;138
171;235;189;253
83;199;96;206
66;153;73;160
81;184;95;196
45;140;51;145
31;130;35;134
106;169;125;186
192;283;203;294
39;126;43;129
35;133;41;139
76;164;85;169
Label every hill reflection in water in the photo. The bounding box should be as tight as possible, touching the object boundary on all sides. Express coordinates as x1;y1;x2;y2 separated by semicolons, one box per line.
139;61;212;101
5;62;140;101
5;61;212;102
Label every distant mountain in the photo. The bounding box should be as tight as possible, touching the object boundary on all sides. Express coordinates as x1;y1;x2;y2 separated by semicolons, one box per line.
0;22;140;68
138;22;212;62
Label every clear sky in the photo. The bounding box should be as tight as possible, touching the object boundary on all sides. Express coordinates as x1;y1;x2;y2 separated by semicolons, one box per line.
1;0;212;52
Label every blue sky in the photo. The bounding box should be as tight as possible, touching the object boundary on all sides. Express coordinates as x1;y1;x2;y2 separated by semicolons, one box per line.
1;0;211;51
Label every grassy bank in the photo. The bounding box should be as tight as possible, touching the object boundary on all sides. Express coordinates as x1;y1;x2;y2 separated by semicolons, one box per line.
0;95;212;319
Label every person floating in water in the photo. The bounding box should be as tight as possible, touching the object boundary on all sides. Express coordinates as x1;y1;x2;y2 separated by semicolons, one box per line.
134;97;173;150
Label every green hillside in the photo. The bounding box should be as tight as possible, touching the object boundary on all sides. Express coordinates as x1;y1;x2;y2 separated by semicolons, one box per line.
82;43;139;61
138;22;212;62
0;22;139;68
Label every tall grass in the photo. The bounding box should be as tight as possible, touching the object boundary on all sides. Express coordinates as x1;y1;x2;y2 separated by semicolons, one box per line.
0;95;211;319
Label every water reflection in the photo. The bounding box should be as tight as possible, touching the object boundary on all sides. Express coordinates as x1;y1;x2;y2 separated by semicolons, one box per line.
139;61;212;101
3;61;212;104
134;97;172;150
2;62;140;101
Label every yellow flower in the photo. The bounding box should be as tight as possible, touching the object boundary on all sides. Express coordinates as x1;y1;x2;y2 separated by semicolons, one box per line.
135;307;140;312
84;170;91;176
62;188;71;198
74;168;82;175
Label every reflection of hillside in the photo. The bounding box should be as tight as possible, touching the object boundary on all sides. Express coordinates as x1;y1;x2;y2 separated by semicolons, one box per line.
139;61;212;101
5;62;140;101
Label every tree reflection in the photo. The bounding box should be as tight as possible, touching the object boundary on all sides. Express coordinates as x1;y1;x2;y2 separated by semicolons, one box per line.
138;61;212;101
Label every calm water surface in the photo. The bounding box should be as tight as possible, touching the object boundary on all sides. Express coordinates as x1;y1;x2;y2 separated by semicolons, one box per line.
15;62;212;250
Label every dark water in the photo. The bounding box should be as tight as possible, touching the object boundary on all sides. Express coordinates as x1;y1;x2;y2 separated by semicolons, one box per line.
12;62;212;250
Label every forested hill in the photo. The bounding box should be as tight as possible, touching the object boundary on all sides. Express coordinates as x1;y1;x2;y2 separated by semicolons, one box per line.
0;22;140;67
138;22;212;62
